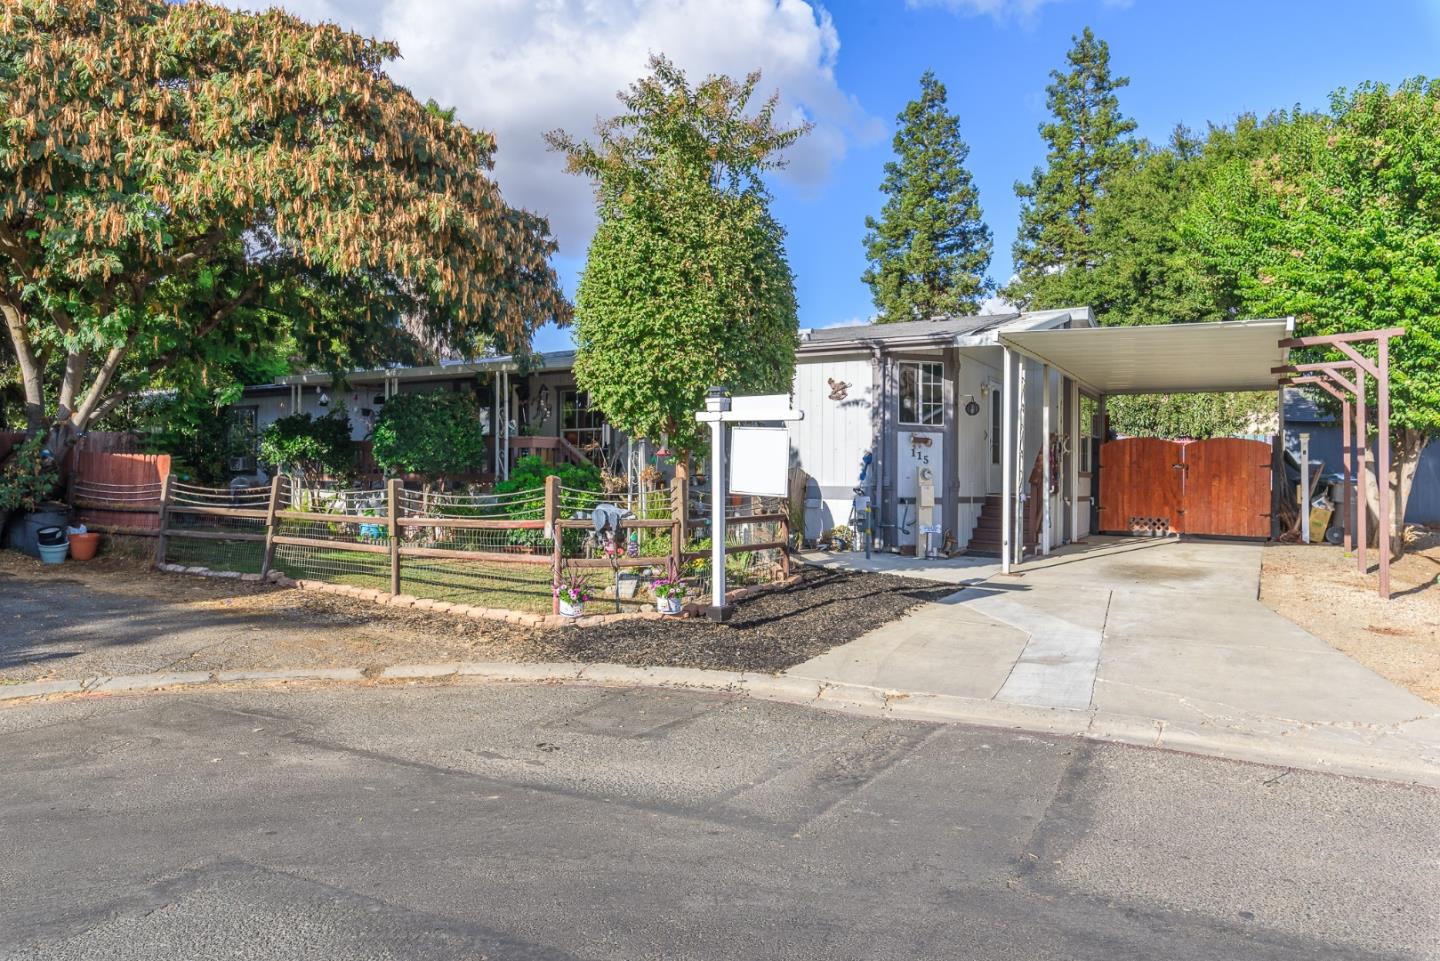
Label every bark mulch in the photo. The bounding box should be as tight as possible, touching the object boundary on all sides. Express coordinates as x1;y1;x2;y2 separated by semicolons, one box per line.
527;566;955;672
2;552;953;680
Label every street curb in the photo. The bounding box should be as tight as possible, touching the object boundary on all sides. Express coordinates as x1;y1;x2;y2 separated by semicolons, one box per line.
4;661;1437;788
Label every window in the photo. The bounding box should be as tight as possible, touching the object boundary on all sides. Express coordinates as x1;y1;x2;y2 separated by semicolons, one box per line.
990;388;1002;465
560;389;607;457
1079;395;1096;473
898;361;944;426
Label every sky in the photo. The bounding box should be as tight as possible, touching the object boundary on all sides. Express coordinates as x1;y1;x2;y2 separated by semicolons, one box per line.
245;0;1440;352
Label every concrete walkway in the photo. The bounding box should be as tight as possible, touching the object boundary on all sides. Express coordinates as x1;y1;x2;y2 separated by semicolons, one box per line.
787;536;1440;784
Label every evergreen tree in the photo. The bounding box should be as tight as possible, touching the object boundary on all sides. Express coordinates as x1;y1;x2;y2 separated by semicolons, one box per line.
863;72;992;320
1007;27;1137;305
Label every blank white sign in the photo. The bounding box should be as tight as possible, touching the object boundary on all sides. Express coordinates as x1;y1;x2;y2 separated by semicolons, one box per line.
729;427;790;497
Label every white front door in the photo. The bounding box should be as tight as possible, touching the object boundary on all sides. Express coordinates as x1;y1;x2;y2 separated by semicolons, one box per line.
986;383;1003;494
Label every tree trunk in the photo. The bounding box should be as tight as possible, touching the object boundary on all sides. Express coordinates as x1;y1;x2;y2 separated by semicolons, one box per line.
1361;428;1428;560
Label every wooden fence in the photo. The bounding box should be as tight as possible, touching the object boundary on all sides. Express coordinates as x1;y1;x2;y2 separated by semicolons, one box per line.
135;474;791;615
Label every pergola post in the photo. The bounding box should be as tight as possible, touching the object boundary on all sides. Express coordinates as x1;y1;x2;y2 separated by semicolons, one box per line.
1277;326;1404;600
1041;364;1052;555
1000;346;1014;575
1375;334;1392;599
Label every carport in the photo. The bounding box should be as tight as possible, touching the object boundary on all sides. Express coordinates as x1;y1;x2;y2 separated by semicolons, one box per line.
995;318;1405;599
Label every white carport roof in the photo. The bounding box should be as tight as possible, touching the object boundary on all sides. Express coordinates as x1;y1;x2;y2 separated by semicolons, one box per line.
999;318;1294;394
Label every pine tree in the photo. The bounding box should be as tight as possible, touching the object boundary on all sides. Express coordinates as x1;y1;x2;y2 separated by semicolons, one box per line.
1007;27;1137;306
863;72;992;321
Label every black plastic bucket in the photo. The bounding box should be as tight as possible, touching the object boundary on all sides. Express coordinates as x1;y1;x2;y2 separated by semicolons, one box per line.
36;525;67;547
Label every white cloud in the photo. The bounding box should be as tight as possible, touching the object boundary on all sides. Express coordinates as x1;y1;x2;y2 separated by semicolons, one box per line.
239;0;875;257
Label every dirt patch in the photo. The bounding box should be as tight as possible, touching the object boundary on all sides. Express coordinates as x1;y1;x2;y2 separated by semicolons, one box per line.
1260;529;1440;705
1;551;948;681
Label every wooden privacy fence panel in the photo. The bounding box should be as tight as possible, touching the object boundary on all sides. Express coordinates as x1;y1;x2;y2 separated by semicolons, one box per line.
147;476;791;615
1098;437;1272;538
68;452;172;536
1097;438;1184;536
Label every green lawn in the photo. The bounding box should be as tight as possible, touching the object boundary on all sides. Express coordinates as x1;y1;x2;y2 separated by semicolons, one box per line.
161;535;654;615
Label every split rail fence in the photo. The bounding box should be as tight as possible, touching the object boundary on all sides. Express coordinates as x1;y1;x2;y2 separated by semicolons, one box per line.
71;470;791;615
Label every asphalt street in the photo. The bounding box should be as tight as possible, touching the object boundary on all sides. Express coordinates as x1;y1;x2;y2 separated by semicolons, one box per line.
2;682;1437;960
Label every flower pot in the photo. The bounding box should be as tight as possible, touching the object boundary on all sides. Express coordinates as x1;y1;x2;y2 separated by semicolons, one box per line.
655;595;683;615
559;599;585;618
68;531;101;561
37;540;69;565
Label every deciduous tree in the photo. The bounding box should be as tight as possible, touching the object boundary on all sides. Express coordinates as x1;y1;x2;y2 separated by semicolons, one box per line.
1186;79;1440;551
546;56;804;454
0;0;567;463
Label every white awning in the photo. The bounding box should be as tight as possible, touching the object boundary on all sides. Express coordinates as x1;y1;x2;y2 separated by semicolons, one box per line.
999;318;1294;394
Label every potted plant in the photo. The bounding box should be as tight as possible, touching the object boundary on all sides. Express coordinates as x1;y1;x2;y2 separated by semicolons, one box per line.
1;435;64;558
650;561;686;615
554;567;591;618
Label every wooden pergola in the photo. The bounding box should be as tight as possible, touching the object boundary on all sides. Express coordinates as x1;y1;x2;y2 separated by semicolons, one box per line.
1275;326;1406;599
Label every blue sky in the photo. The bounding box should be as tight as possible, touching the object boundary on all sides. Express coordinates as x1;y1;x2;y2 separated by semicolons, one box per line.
525;0;1440;350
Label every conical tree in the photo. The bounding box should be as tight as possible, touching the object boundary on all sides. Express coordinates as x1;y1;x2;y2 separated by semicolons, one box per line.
863;72;992;320
1007;27;1137;306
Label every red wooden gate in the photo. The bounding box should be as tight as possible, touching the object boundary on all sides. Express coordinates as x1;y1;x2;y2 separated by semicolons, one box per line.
1098;437;1271;538
1097;438;1184;536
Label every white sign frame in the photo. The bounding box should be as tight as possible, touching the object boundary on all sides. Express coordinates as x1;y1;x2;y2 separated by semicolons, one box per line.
729;427;790;498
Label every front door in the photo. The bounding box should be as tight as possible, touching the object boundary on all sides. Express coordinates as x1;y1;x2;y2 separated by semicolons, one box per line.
986;383;1003;493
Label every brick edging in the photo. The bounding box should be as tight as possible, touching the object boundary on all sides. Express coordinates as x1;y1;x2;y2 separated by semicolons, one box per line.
153;563;804;628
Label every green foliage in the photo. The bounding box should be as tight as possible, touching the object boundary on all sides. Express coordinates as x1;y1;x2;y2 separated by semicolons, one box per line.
259;411;355;483
1;0;567;457
0;434;59;511
1107;392;1274;439
371;391;487;484
1008;27;1138;303
1184;79;1440;440
493;455;601;500
1015;118;1295;325
547;55;803;453
864;72;992;319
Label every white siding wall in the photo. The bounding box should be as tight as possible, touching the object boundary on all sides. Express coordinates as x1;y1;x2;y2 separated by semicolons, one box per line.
789;354;874;540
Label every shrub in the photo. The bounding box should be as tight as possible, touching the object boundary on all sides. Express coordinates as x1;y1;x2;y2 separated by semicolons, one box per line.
0;436;60;512
259;411;355;484
371;391;487;488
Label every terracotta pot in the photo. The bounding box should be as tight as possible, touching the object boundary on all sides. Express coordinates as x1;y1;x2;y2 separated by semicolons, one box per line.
68;531;101;561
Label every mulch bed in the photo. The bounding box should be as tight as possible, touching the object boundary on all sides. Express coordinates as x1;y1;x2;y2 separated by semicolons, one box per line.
526;566;955;672
3;552;953;678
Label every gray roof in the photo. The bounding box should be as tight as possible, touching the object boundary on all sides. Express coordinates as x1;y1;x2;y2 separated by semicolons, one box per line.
799;313;1021;347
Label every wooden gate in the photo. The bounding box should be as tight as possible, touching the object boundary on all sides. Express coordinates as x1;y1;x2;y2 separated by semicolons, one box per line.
1097;438;1184;536
1181;438;1272;537
1097;437;1271;538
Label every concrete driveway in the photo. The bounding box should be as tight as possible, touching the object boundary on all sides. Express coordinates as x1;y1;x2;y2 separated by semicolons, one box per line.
786;537;1440;782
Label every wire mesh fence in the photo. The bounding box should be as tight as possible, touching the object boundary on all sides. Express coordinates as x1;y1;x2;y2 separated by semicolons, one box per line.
148;475;790;615
162;480;268;573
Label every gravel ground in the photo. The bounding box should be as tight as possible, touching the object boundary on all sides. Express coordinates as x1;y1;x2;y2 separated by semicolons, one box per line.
1261;527;1440;704
0;551;950;680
